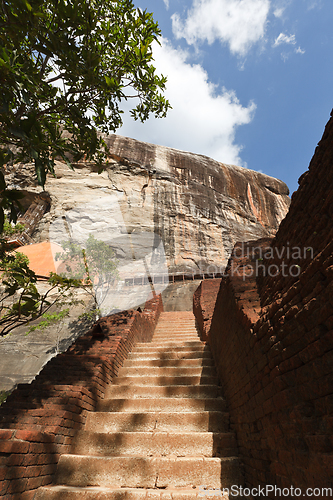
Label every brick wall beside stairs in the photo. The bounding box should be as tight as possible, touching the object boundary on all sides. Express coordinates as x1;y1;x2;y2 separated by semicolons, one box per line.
193;111;333;497
0;294;163;500
193;279;221;342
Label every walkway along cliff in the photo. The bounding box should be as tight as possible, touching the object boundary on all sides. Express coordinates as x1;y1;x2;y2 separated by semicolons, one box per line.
194;109;333;496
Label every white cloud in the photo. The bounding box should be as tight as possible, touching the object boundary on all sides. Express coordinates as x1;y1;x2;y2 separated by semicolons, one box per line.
163;0;169;9
171;0;270;57
273;7;285;17
272;0;292;19
118;39;256;166
306;0;322;10
273;32;296;47
295;46;305;54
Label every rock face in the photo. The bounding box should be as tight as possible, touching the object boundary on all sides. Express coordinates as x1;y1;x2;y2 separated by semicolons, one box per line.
1;137;290;393
6;135;290;275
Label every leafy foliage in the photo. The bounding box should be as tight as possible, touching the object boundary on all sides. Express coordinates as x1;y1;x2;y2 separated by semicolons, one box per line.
0;230;119;334
0;0;170;227
0;391;9;406
27;308;70;333
0;0;167;331
0;263;83;336
0;217;82;335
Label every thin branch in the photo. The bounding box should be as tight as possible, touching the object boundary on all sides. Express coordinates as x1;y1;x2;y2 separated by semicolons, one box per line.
45;72;67;84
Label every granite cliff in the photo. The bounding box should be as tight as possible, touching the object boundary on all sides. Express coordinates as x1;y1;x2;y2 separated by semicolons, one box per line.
6;135;290;276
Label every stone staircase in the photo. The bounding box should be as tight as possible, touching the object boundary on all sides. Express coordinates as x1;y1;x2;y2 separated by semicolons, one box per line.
35;311;243;499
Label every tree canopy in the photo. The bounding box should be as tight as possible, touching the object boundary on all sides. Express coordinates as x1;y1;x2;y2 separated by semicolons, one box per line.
0;0;170;228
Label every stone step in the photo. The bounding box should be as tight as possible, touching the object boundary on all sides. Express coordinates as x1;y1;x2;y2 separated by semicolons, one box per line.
151;337;199;342
34;485;232;500
127;352;213;361
150;342;203;349
159;312;195;316
113;375;219;386
33;310;245;500
153;331;198;334
118;366;217;377
55;455;242;489
153;325;197;330
155;319;196;322
131;346;209;354
97;397;227;413
85;411;229;433
104;385;221;399
122;358;214;368
152;330;198;335
154;326;197;328
155;319;197;332
136;341;202;348
70;431;237;457
156;314;196;317
156;323;197;325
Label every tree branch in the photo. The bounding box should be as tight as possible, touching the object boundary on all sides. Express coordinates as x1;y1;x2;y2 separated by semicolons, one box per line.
45;72;67;84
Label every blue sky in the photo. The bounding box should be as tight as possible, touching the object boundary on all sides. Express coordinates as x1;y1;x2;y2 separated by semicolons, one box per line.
118;0;333;195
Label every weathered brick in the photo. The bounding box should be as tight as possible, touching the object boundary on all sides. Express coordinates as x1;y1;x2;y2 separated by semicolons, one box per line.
0;479;9;495
26;476;45;490
0;430;14;440
0;441;29;454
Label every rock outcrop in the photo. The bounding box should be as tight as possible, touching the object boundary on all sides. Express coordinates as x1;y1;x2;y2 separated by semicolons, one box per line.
6;135;290;275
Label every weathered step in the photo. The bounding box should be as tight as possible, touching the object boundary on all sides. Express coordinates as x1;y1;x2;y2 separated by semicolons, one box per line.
154;328;197;332
136;341;202;348
151;337;199;342
85;411;229;432
118;366;217;377
153;327;198;331
56;455;242;489
34;485;233;500
127;351;213;361
153;328;198;333
154;324;197;327
104;385;221;399
97;397;227;413
122;358;214;368
113;375;218;386
71;430;237;457
157;313;196;317
131;346;209;354
158;312;195;316
158;319;196;322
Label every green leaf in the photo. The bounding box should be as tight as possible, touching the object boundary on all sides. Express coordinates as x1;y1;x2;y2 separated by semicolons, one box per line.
23;0;33;12
8;127;27;140
105;75;115;88
0;172;6;191
0;207;4;233
35;157;46;187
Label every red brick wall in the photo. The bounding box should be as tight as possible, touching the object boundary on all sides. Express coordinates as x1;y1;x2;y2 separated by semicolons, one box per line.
194;111;333;497
0;295;163;500
192;279;221;341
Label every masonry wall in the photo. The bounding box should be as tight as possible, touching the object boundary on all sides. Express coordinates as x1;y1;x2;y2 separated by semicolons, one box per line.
194;110;333;498
0;294;163;500
192;279;221;341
